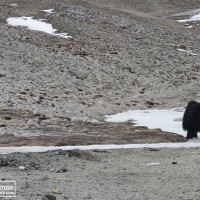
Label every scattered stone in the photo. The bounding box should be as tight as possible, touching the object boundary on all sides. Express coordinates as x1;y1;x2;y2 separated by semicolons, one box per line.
93;94;103;99
0;124;6;127
61;194;69;199
69;70;87;80
54;150;67;155
3;116;12;120
147;148;160;152
0;157;8;166
0;71;6;77
178;44;187;50
51;188;61;195
67;150;82;158
49;168;56;172
21;178;29;189
38;115;50;121
39;175;50;181
29;161;40;170
56;167;68;173
19;91;26;95
41;194;56;200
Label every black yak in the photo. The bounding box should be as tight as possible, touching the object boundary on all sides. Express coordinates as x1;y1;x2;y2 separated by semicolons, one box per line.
183;101;200;139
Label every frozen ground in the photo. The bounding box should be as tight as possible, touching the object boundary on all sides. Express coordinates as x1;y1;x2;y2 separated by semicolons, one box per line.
106;108;185;135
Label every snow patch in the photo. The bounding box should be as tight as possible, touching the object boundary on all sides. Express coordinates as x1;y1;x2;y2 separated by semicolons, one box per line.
178;48;198;56
42;9;54;14
146;162;160;166
6;16;72;39
105;108;186;136
1;142;200;154
178;13;200;23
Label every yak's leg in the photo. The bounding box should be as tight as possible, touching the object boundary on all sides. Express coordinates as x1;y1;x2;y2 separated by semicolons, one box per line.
187;130;195;139
187;130;198;139
193;131;198;138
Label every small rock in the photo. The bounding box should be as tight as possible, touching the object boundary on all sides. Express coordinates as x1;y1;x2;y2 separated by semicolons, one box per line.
67;150;82;158
0;157;8;166
49;168;56;172
51;188;61;194
61;194;68;199
54;150;66;155
145;100;154;106
147;148;159;152
21;178;29;189
3;116;12;120
39;175;49;181
172;162;177;164
56;167;68;173
41;194;56;200
178;44;187;50
29;161;40;170
69;70;87;80
0;124;6;127
19;166;26;171
0;71;6;77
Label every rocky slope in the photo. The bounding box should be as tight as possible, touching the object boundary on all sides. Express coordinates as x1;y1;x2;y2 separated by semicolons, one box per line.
1;0;200;121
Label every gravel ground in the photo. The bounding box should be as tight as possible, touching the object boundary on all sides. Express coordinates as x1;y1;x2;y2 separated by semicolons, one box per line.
1;0;200;120
0;0;200;199
1;148;200;200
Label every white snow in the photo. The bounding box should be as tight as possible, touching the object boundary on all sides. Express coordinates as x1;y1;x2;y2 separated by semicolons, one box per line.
178;48;198;56
174;9;200;23
186;25;193;28
6;16;72;39
105;108;186;136
146;162;160;166
178;14;200;23
1;142;200;154
42;9;54;14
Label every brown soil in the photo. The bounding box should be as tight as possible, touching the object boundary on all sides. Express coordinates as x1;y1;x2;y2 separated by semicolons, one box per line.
0;107;185;146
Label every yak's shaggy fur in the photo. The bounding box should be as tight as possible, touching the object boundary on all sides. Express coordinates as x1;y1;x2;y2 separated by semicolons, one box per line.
183;101;200;139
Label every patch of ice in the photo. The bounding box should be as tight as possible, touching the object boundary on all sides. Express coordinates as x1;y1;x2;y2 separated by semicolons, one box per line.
105;108;186;136
172;9;200;18
6;16;72;39
178;14;200;23
178;48;198;56
1;142;200;154
42;9;54;14
146;162;160;166
186;25;193;28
